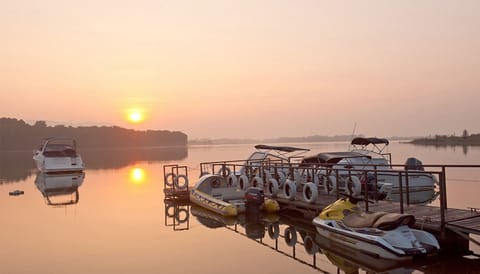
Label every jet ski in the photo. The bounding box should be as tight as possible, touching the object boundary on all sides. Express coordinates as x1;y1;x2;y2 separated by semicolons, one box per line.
312;196;440;261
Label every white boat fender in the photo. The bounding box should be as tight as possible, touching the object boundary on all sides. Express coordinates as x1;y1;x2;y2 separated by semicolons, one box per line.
238;175;250;191
267;223;280;239
175;208;189;223
284;226;297;247
347;176;361;196
283;179;296;201
302;182;318;204
312;173;320;185
217;166;231;177
276;171;286;187
324;176;337;195
263;170;272;180
227;174;238;187
251;176;264;189
174;174;189;190
164;173;177;187
303;235;318;255
265;178;279;197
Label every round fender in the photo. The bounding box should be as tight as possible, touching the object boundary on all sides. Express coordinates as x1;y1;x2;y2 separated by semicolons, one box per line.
267;223;280;240
217;166;231;177
284;226;297;247
303;235;319;255
347;176;362;196
175;208;189;223
251;176;264;189
227;174;238;187
294;171;307;183
263;170;272;180
324;175;337;195
238;175;250;191
302;182;318;204
276;171;286;187
164;172;176;187
265;178;279;197
283;179;296;201
174;174;189;189
312;173;320;185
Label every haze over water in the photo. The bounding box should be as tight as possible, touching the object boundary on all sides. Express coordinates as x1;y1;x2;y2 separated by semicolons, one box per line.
0;142;479;274
2;1;480;138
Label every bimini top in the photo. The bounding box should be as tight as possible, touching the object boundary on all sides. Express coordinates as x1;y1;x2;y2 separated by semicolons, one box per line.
302;152;370;165
351;137;389;146
254;144;310;153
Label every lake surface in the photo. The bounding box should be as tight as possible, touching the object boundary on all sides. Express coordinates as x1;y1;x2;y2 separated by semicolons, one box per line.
1;142;480;274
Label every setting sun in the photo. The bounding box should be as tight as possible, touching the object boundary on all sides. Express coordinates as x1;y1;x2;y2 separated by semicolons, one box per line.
126;109;146;123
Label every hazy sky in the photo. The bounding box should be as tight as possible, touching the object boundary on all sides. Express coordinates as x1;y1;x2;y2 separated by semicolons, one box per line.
1;1;479;138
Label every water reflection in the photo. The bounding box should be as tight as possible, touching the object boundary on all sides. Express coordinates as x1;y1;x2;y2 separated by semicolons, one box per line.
0;146;187;183
412;143;474;156
164;199;190;231
34;172;84;207
164;201;420;273
129;167;147;185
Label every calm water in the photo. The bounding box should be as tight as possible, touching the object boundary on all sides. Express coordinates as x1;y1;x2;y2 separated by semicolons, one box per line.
1;142;480;274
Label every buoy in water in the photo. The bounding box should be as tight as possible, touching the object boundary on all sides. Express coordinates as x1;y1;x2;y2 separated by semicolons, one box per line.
9;190;24;196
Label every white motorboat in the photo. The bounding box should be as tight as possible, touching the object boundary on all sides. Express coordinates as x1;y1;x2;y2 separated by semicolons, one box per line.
302;137;438;197
312;196;440;261
33;138;84;173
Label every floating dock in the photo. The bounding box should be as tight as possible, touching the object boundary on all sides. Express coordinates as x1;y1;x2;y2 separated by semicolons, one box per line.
164;160;480;254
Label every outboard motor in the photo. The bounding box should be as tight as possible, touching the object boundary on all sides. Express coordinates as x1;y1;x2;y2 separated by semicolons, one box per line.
405;157;425;171
245;187;265;213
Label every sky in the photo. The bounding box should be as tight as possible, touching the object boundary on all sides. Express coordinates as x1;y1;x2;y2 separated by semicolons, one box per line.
1;0;479;139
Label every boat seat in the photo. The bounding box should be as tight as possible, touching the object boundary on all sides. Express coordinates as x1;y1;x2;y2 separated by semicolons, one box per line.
343;211;388;228
228;199;245;205
211;188;245;201
372;213;415;230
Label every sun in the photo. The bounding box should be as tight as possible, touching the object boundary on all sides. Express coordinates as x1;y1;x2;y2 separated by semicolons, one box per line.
126;109;146;123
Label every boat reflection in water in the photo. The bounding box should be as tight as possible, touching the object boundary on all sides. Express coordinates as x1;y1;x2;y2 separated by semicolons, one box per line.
34;172;84;207
164;201;424;273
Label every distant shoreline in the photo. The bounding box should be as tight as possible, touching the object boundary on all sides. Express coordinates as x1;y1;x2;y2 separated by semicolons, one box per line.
410;134;480;146
188;135;415;146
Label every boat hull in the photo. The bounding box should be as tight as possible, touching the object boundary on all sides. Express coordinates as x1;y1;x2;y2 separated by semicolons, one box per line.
313;218;438;261
189;188;241;216
33;153;84;173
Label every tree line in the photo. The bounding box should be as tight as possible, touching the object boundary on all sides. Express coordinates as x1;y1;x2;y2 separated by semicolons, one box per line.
410;130;480;146
0;118;187;150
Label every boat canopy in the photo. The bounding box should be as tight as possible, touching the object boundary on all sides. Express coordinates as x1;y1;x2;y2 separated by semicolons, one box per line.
351;137;389;146
302;152;370;165
254;144;310;153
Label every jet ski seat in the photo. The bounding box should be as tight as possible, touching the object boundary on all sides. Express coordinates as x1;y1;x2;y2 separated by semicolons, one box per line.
343;211;415;230
373;213;415;230
343;211;388;228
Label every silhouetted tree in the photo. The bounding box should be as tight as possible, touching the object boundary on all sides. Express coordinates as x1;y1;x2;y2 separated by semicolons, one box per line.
0;117;187;150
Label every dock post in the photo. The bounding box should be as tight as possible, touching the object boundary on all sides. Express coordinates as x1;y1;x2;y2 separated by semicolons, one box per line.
405;169;410;205
398;171;404;214
335;169;340;199
440;168;447;229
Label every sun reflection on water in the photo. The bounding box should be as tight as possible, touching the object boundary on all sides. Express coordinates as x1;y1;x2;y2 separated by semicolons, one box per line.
129;167;147;184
